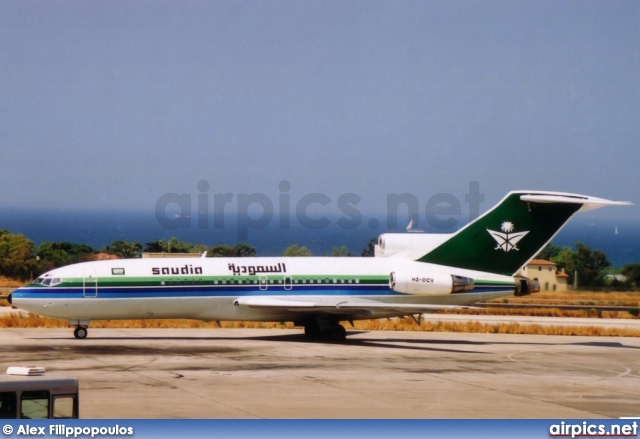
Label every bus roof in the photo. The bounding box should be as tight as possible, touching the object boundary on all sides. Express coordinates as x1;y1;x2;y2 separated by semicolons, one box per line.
0;374;78;393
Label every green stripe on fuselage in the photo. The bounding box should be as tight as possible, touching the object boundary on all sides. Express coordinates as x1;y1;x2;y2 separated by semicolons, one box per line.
44;275;390;288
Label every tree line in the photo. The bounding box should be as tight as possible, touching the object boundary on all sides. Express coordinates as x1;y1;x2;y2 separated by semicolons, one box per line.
0;229;377;281
535;242;640;289
1;228;638;289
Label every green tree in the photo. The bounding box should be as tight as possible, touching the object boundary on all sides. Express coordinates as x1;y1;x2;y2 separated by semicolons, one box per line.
208;243;257;257
144;240;168;253
103;240;142;259
283;244;311;257
37;242;97;268
621;263;640;288
535;243;567;261
167;237;193;253
0;229;39;281
361;238;377;257
37;241;72;268
551;242;611;288
234;243;256;257
331;245;351;256
208;245;238;257
191;244;209;255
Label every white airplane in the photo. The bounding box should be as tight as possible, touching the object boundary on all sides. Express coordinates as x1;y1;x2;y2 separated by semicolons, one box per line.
9;191;630;340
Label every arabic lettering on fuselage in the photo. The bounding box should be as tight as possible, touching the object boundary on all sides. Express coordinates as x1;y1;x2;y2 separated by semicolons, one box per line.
228;263;287;276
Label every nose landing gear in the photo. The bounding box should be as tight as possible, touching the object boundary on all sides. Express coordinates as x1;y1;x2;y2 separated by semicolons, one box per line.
73;326;88;339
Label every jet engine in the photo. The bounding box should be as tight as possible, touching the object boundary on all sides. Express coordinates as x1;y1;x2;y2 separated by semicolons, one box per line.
513;276;540;296
389;271;474;296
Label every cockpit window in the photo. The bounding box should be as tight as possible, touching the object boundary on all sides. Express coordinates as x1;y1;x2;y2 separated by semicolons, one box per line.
42;279;52;286
51;278;61;286
34;277;44;284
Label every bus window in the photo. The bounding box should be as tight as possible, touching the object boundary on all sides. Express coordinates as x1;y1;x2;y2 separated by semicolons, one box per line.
53;395;76;419
0;392;17;419
21;390;49;419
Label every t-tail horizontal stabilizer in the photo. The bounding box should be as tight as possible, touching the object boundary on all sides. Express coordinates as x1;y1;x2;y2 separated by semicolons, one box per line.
417;191;631;276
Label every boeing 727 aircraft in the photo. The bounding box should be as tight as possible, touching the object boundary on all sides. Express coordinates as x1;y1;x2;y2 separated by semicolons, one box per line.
8;191;630;340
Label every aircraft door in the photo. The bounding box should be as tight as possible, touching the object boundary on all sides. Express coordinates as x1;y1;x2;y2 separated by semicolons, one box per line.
83;268;98;298
259;276;268;291
284;276;292;291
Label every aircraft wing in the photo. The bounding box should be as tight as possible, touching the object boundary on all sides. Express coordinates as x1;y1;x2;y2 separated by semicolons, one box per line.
234;296;477;316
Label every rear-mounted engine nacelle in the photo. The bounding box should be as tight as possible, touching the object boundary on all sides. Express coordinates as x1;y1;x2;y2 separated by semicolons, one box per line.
513;276;540;296
389;272;474;295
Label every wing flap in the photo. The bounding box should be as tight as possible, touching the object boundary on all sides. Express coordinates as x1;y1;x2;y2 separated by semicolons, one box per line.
235;296;477;316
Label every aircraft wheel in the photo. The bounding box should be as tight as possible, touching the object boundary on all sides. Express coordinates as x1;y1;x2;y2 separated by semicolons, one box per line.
330;325;346;341
74;326;88;339
304;323;321;338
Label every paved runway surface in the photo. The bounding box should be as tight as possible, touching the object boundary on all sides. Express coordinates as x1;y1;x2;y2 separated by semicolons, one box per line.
1;328;639;419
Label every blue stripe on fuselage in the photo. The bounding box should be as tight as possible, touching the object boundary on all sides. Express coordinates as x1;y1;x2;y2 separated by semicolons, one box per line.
12;285;397;300
12;284;513;300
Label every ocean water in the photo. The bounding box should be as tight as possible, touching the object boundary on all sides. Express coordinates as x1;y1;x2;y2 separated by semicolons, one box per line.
0;209;638;266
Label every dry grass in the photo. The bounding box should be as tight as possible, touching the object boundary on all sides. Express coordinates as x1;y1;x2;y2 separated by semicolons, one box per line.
440;307;637;319
353;316;640;337
0;277;27;288
1;312;639;337
497;290;640;307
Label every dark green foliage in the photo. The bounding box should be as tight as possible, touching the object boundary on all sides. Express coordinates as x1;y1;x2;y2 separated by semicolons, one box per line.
361;238;377;257
0;229;39;281
208;243;256;257
535;243;567;261
103;240;142;259
37;241;98;270
233;243;257;257
208;245;238;257
167;237;193;253
282;244;311;256
621;263;640;287
551;242;611;288
144;240;168;253
331;245;351;256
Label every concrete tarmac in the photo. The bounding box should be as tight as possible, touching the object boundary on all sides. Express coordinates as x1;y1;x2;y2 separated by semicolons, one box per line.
1;327;639;419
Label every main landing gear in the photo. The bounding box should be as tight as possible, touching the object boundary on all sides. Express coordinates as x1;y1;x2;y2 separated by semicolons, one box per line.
73;326;88;339
302;318;347;341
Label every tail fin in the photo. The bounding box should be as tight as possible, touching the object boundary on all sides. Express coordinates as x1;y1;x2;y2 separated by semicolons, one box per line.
417;191;630;275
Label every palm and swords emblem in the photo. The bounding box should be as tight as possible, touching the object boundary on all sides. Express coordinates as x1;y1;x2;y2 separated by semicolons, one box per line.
487;221;529;252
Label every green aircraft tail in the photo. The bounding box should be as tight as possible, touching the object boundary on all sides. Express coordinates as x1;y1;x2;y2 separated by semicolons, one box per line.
418;191;629;276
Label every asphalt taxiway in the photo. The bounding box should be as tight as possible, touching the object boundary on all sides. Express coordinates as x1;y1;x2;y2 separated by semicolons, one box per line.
1;327;639;418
